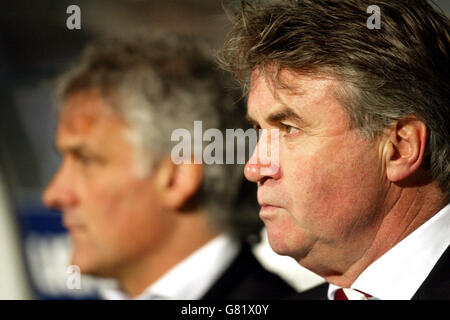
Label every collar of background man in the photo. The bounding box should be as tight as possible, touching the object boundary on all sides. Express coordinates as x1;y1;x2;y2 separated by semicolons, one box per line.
99;233;240;300
327;203;450;300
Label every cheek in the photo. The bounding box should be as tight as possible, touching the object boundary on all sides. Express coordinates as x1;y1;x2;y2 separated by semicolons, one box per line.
79;179;172;273
283;138;382;236
79;172;159;245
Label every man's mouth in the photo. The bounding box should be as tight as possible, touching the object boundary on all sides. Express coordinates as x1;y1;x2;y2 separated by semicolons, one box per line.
260;203;281;211
62;215;86;233
258;202;284;222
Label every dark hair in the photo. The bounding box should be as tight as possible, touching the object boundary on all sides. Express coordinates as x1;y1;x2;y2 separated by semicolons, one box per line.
219;0;450;198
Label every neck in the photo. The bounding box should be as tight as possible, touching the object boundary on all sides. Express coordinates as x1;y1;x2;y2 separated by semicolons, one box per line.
115;210;217;298
308;181;446;288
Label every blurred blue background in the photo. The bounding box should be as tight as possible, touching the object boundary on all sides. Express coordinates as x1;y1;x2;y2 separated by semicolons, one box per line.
1;0;449;299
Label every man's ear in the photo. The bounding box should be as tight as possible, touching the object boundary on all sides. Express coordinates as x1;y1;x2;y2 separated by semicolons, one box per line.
384;117;427;182
155;157;203;211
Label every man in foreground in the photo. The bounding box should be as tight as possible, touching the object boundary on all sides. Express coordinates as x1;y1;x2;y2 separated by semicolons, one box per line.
219;0;449;299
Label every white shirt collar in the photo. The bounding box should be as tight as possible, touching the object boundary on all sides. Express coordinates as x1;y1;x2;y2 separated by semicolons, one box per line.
328;203;450;300
100;234;240;300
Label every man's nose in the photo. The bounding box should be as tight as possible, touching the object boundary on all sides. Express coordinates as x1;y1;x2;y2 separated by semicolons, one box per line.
42;164;77;210
244;129;281;183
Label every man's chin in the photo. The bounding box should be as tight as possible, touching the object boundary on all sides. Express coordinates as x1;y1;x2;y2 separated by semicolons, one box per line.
266;227;312;261
266;233;295;257
71;253;104;277
70;259;93;276
73;263;114;278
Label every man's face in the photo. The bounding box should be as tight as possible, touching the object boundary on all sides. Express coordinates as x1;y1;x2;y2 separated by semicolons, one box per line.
245;70;387;268
43;90;173;277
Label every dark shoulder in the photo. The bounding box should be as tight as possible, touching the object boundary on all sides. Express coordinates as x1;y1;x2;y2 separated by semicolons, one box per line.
413;245;450;300
202;243;296;300
286;282;329;300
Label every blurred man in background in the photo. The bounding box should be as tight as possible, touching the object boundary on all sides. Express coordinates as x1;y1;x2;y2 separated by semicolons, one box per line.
219;0;449;299
42;34;294;299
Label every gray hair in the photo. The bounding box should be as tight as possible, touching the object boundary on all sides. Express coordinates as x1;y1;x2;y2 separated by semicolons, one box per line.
54;33;262;241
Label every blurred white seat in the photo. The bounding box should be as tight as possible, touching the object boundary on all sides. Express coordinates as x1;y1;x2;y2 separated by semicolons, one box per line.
0;170;32;299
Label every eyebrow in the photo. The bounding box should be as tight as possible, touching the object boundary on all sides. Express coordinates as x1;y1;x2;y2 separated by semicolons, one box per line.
54;141;93;157
246;106;309;128
267;107;305;124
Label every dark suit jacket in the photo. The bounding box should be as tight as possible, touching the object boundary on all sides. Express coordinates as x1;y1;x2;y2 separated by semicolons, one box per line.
291;246;450;300
201;243;295;299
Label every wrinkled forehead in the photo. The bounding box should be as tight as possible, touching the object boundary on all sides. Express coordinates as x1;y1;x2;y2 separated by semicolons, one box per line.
248;68;343;110
59;90;125;132
250;66;340;93
56;90;130;148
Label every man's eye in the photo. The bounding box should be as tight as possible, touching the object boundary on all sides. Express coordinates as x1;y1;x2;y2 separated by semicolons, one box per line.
80;157;92;165
282;123;299;135
77;154;95;166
